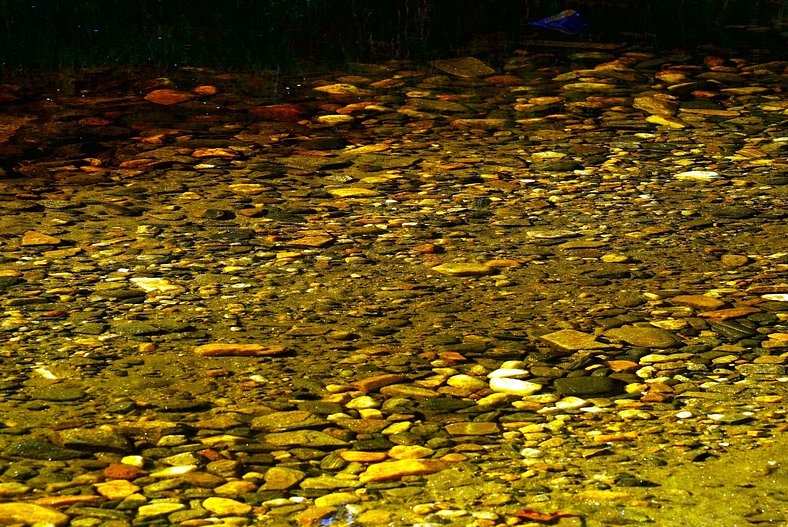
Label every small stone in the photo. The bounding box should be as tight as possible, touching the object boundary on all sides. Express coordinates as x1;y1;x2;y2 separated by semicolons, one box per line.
446;374;489;392
137;503;188;520
445;422;500;436
431;57;495;77
539;329;611;351
721;254;749;267
339;451;389;463
387;445;434;460
379;384;440;398
250;410;327;432
0;502;70;526
489;377;542;396
670;295;726;310
94;480;140;500
202;497;252;516
214;480;257;497
698;306;761;321
604;326;679;348
21;230;62;246
263;430;348;448
359;459;448;483
194;343;286;356
430;262;494;276
263;467;306;490
299;475;364;489
326;187;380;198
128;277;185;295
554;377;623;397
144;89;194;105
313;83;371;96
348;373;406;392
673;170;722;181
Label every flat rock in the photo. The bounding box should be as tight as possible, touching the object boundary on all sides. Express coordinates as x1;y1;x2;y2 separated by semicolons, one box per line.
445;422;500;436
359;459;448;483
250;410;327;432
263;466;306;490
430;262;494;276
431;57;495;77
144;89;194;105
554;376;624;396
0;502;70;526
21;230;62;246
670;295;726;310
55;428;131;453
539;329;612;351
698;306;761;321
604;325;679;348
489;377;542;396
348;373;407;392
202;497;252;516
263;430;348;448
194;343;287;356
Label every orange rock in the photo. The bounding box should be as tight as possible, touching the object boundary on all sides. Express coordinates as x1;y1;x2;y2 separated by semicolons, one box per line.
194;343;286;357
250;103;309;121
144;89;194;105
347;373;406;393
698;306;761;321
671;294;726;310
103;463;147;480
339;450;388;463
359;459;447;483
191;148;237;158
605;360;639;372
21;231;62;246
193;85;218;95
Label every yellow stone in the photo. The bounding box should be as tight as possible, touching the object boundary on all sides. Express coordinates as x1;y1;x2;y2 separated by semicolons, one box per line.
202;497;252;516
359;459;447;483
430;262;494;276
646;115;687;128
21;231;62;246
0;503;69;526
94;480;140;499
326;187;380;198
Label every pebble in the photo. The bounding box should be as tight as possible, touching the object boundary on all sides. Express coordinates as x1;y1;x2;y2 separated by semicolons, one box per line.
539;329;612;351
359;459;448;483
202;497;252;516
0;502;70;526
604;325;679;348
489;377;542;396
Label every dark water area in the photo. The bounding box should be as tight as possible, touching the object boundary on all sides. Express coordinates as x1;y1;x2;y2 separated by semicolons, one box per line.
1;0;786;72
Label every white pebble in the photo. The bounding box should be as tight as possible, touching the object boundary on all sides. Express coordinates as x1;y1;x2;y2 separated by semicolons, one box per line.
489;377;542;396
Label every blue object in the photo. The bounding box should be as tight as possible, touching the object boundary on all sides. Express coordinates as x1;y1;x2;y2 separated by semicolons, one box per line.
528;10;588;34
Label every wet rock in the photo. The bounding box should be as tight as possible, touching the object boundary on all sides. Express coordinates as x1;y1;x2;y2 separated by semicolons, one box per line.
604;326;679;348
193;343;287;356
250;410;328;432
0;502;69;526
445;422;500;436
263;467;306;490
554;376;624;396
263;430;348;448
6;438;84;460
28;385;86;401
202;497;252;516
359;459;448;483
431;57;495;77
21;230;62;246
55;428;131;453
539;329;612;352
